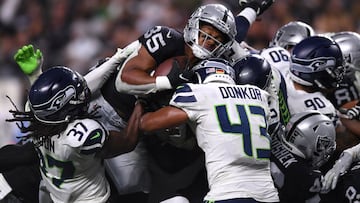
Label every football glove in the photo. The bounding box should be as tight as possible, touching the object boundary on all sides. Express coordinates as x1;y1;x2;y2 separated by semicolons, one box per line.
344;101;360;120
244;0;275;16
322;152;353;192
14;44;43;75
166;59;194;88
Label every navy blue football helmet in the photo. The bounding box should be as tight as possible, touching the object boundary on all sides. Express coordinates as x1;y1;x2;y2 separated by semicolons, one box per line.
233;54;272;90
29;66;91;124
192;58;235;84
289;36;345;89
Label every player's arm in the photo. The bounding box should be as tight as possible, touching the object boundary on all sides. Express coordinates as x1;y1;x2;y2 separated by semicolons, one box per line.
84;41;141;95
99;102;144;158
116;50;192;95
115;44;158;94
13;44;43;85
115;27;192;95
235;0;274;42
322;144;360;192
140;105;189;132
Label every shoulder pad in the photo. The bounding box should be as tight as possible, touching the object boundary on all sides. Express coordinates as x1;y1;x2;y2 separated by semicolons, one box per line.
64;119;108;149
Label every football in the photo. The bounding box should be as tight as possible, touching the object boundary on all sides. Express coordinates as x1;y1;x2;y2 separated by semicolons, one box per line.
153;56;189;76
341;100;358;109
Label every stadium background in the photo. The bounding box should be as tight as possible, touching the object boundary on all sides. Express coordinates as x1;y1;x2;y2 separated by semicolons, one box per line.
0;0;359;146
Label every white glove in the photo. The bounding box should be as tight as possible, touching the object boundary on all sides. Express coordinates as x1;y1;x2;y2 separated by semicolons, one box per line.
322;152;353;192
113;40;141;62
346;101;360;120
85;40;141;94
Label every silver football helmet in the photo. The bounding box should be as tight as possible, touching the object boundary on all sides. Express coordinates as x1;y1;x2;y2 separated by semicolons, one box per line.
331;31;360;76
281;111;336;168
269;21;315;50
184;4;237;59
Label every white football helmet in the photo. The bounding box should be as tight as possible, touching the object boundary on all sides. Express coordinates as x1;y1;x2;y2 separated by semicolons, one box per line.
281;111;336;168
184;4;236;59
192;58;235;84
269;21;315;50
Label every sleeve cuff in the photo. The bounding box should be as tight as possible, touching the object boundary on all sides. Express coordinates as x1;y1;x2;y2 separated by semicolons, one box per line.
237;7;257;24
155;76;172;91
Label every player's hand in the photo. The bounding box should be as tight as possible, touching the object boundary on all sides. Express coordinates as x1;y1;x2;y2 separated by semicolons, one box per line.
322;152;353;192
166;59;194;88
340;101;360;120
113;40;140;62
246;0;275;16
14;44;43;75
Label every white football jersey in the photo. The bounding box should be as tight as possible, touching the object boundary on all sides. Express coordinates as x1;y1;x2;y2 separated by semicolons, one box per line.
260;46;291;76
170;83;279;202
33;118;110;203
284;74;338;123
89;95;151;194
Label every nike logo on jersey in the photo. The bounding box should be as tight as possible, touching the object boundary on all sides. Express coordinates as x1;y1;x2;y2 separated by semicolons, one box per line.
91;132;101;140
166;30;172;38
179;74;190;82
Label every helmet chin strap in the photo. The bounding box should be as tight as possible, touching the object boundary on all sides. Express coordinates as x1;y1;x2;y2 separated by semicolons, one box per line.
33;114;70;125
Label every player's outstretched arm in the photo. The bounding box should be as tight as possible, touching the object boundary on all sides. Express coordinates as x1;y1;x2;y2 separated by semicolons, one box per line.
322;143;360;192
14;44;43;85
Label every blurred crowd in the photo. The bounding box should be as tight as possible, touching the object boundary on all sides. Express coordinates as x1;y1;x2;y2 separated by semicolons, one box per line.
0;0;359;146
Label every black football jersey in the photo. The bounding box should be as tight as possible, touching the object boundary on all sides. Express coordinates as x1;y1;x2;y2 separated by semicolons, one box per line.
320;161;360;203
270;134;323;203
327;77;360;109
138;26;186;65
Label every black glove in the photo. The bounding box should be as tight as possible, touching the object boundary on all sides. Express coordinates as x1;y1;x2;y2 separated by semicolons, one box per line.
166;59;194;88
343;101;360;120
246;0;275;16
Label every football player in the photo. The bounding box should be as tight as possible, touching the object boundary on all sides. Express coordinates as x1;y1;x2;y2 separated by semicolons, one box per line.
114;2;274;202
259;22;315;131
260;21;315;76
115;1;274;95
270;110;336;203
7;66;143;203
327;31;360;136
285;36;343;122
0;44;148;203
283;35;360;175
139;58;279;203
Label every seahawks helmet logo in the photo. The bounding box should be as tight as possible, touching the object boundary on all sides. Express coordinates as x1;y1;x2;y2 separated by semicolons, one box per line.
32;85;76;118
